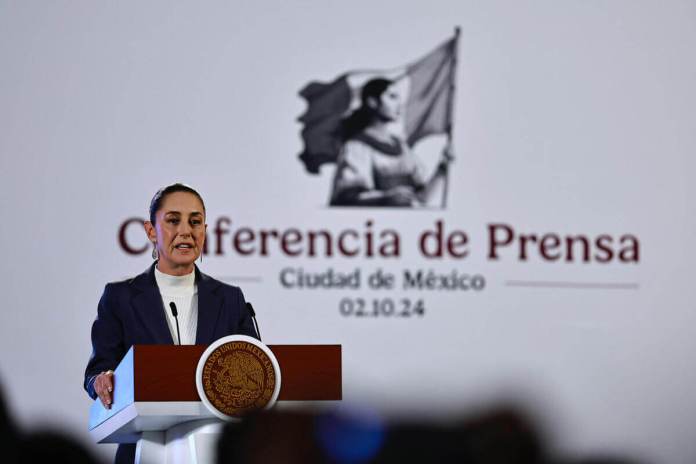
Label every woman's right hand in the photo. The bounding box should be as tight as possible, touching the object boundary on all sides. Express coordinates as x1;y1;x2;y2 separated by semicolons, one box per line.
94;370;114;409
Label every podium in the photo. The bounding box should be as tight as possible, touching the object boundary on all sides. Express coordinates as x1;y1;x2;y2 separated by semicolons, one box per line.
89;344;341;463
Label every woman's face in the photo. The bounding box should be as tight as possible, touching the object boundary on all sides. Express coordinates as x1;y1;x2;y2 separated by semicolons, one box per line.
376;86;402;121
145;191;206;275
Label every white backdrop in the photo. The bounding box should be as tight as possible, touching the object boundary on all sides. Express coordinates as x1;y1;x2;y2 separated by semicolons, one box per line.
1;1;696;462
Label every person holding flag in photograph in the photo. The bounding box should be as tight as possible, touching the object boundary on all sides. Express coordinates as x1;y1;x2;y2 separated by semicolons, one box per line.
329;77;452;207
298;28;460;208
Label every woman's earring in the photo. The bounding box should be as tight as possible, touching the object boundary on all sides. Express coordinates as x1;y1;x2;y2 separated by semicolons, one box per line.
152;243;158;260
199;253;203;263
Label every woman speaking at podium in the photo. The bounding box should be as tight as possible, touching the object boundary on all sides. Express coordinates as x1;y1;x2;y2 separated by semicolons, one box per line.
83;183;257;463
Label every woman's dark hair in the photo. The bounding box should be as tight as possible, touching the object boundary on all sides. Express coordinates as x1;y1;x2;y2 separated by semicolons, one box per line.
149;183;206;224
339;77;394;141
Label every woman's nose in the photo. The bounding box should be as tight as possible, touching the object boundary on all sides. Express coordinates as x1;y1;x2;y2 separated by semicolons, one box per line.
177;223;192;234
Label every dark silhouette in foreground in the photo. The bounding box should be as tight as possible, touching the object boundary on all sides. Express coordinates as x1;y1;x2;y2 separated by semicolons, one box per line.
217;406;643;464
0;381;102;464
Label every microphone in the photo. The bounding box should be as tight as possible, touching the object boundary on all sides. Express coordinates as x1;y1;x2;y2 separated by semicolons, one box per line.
169;302;182;346
246;302;262;341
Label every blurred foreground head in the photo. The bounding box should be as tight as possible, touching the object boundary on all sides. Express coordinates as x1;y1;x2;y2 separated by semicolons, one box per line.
0;379;101;464
217;405;645;464
0;382;19;463
18;430;102;464
217;406;548;464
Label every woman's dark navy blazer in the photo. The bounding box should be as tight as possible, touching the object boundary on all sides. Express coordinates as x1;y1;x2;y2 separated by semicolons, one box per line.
83;263;257;399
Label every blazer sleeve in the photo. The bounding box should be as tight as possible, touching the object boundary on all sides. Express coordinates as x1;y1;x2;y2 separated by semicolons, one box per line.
83;284;127;399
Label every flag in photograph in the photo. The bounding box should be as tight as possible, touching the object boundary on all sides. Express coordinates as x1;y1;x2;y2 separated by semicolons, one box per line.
297;30;460;174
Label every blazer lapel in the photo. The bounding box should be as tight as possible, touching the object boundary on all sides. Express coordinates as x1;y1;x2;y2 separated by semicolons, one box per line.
131;264;174;345
195;268;223;345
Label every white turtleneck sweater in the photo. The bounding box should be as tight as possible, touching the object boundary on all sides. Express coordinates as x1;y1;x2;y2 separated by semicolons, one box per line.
155;267;198;345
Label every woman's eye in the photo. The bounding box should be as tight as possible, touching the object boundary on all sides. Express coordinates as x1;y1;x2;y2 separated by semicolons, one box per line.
168;218;179;224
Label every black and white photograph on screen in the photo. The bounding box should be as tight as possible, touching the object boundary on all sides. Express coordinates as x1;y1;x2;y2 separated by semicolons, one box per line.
298;31;459;208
